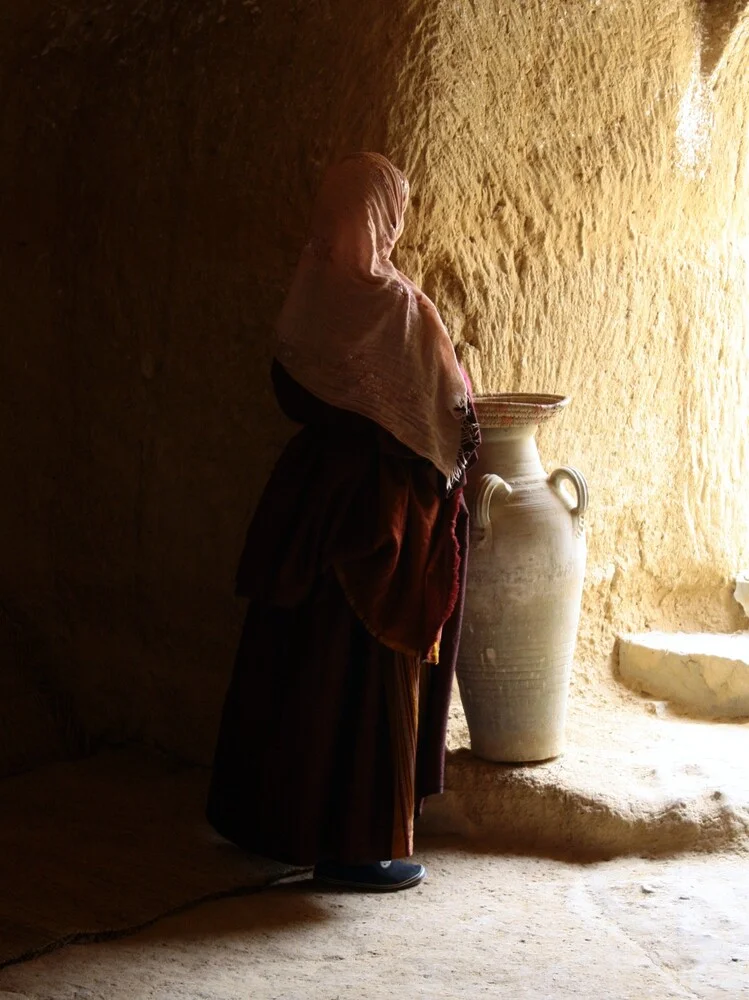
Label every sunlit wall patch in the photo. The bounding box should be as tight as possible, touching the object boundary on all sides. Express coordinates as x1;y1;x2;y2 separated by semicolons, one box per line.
675;55;715;178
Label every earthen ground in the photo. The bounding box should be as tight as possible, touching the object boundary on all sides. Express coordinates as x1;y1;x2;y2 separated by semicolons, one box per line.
2;684;748;998
1;844;747;999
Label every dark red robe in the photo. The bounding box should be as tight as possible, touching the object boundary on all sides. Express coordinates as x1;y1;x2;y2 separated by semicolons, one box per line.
206;362;470;865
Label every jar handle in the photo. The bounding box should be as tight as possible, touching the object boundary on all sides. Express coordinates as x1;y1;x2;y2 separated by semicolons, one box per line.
548;465;589;517
474;473;513;548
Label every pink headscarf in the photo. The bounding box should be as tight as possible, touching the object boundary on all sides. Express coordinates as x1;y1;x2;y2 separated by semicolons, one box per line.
275;152;478;490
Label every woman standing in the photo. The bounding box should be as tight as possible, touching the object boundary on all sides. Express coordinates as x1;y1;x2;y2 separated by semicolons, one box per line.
207;152;479;891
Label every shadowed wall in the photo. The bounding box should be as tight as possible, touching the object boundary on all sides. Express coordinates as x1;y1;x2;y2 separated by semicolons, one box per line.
1;0;747;772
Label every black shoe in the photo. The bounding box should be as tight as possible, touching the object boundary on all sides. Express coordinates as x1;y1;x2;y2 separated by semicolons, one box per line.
314;859;427;892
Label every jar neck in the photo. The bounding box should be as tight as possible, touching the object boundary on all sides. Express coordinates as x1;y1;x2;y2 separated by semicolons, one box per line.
475;425;544;480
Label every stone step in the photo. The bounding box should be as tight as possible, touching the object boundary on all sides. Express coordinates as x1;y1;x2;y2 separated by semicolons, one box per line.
618;631;749;718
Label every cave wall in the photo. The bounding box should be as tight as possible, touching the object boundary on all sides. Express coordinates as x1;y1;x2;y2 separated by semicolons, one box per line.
1;0;747;770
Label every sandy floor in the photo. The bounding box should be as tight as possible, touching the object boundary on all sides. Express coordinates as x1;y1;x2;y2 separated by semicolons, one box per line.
2;840;747;1000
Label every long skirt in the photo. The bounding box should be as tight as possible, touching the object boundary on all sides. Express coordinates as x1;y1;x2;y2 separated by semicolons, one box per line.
206;509;467;866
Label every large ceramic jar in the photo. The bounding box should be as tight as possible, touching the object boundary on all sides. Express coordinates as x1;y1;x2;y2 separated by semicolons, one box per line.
457;394;588;763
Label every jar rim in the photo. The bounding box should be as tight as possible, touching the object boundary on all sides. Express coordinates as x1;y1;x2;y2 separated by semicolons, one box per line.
474;393;570;427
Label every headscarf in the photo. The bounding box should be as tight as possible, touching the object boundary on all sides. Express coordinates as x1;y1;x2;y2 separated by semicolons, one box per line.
275;151;478;491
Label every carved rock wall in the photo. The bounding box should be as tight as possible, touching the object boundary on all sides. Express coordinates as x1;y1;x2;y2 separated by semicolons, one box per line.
1;0;747;769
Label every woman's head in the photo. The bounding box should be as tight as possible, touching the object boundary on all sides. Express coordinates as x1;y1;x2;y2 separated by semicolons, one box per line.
308;152;410;274
278;151;476;490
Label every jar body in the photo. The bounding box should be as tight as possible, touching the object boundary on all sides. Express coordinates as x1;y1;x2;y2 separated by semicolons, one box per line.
457;407;587;763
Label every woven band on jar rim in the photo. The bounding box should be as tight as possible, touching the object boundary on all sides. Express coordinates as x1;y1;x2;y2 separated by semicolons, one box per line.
474;393;570;428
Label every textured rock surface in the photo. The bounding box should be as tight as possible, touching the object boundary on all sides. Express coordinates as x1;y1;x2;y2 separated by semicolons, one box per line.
618;630;749;717
1;0;748;767
736;573;749;616
436;687;749;857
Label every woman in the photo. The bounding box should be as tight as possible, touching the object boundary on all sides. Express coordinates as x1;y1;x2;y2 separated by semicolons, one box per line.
207;152;479;892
